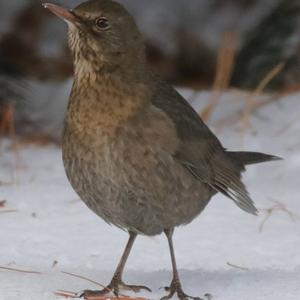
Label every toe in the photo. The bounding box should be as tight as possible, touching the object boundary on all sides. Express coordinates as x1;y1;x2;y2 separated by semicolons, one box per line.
79;288;111;299
133;285;152;293
179;293;203;300
161;285;204;300
119;282;152;293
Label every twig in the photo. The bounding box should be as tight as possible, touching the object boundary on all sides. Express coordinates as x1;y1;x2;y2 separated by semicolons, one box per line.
259;201;299;233
201;31;237;121
240;63;285;131
83;296;148;300
54;290;148;300
226;262;250;271
215;93;281;131
60;272;149;300
0;103;21;184
0;266;42;274
0;180;15;186
54;290;78;298
61;271;108;291
255;63;286;96
0;209;18;214
259;213;272;233
55;289;149;300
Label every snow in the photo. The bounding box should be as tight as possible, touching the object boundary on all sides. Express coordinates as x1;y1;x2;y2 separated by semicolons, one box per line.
1;91;300;300
16;79;71;141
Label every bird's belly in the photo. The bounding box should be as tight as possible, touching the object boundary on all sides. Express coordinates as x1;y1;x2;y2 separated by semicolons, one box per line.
62;134;212;236
62;140;126;227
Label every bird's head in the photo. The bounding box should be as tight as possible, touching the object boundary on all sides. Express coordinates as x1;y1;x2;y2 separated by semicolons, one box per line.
43;0;145;74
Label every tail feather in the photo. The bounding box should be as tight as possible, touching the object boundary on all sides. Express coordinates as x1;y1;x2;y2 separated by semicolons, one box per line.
227;151;282;170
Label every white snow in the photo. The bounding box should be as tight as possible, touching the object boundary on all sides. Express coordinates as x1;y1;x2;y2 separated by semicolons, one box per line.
0;91;300;300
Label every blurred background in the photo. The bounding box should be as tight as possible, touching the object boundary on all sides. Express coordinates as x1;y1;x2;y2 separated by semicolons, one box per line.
0;2;299;299
0;0;300;141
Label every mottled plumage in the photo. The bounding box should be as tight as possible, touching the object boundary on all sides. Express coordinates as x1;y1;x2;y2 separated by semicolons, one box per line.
44;1;280;299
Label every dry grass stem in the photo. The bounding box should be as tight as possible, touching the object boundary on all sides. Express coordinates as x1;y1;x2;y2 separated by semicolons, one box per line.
60;272;150;299
0;180;14;187
0;266;42;274
0;103;21;184
259;201;299;233
214;64;284;133
226;262;250;271
83;296;149;300
55;290;79;298
62;271;108;291
201;31;237;121
254;63;286;96
0;209;18;214
55;289;149;300
215;93;282;131
240;63;285;131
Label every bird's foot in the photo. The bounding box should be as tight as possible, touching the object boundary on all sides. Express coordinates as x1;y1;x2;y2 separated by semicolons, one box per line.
161;279;203;300
80;276;151;299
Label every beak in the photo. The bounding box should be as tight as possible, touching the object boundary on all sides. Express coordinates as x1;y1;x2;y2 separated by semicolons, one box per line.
43;3;78;25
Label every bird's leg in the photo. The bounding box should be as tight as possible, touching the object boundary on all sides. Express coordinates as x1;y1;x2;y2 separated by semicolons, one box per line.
161;229;203;300
81;231;151;299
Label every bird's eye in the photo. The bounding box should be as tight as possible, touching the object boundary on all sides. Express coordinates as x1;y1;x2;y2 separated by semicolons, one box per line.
95;17;110;30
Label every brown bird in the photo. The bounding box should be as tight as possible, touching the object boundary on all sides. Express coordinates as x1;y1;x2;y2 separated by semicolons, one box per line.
44;1;280;299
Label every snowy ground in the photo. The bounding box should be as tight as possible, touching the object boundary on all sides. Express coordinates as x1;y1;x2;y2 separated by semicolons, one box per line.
0;91;299;300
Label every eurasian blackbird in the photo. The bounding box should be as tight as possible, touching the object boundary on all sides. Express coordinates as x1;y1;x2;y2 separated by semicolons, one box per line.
44;1;280;299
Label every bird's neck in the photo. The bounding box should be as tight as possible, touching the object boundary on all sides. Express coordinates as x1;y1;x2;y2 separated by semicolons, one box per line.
66;65;151;138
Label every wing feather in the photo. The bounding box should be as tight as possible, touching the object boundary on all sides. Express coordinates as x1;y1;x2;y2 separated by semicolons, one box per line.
151;78;258;215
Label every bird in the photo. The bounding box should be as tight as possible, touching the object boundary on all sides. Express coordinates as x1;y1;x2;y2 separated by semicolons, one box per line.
43;1;281;299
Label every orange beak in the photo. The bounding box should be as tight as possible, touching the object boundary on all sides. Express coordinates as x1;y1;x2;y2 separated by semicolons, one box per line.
43;3;78;24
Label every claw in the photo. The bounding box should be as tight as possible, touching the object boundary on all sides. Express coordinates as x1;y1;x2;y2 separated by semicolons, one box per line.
161;279;203;300
119;282;152;293
79;280;151;299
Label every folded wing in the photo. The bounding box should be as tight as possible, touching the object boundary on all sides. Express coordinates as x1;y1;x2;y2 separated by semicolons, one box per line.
151;79;258;215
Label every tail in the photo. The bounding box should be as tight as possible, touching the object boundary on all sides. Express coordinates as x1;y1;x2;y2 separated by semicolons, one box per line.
227;151;282;171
